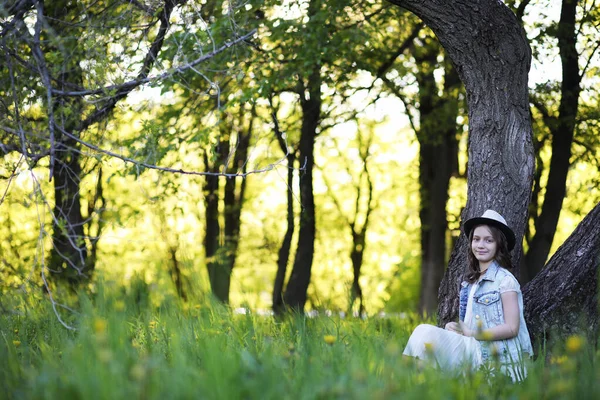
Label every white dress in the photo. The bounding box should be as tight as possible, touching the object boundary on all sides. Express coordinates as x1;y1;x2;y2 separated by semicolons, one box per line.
402;282;482;370
402;275;521;374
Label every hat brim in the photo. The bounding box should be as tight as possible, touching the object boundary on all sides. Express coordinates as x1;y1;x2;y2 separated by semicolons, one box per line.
463;217;516;251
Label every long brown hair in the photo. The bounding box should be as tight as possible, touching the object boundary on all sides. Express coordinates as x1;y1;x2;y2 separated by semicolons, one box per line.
466;224;513;283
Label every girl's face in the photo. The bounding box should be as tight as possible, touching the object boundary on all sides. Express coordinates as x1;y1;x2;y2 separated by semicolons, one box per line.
471;225;498;264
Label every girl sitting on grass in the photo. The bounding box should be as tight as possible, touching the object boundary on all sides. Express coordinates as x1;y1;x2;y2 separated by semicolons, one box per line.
403;210;533;381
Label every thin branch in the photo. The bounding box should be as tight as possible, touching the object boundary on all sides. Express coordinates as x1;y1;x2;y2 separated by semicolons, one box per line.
0;155;24;207
55;124;291;178
515;0;532;22
127;0;155;15
0;0;34;39
28;173;77;330
374;22;424;79
53;31;256;99
580;37;600;78
31;0;57;180
3;36;28;160
75;0;212;132
380;75;418;134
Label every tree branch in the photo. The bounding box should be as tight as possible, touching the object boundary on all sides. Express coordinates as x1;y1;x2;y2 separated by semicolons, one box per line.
31;0;57;179
54;124;290;178
76;0;186;132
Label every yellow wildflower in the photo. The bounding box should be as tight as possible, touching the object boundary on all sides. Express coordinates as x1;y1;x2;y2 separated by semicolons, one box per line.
480;330;494;341
114;301;125;311
476;320;483;331
194;304;202;309
550;355;568;366
93;318;107;334
490;344;500;359
414;372;425;384
424;342;434;353
324;335;336;345
13;340;21;347
565;335;584;353
149;320;157;329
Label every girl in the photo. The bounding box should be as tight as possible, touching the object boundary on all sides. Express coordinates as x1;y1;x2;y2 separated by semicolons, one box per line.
403;210;532;381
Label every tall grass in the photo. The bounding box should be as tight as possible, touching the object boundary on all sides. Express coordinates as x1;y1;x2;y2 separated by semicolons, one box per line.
1;285;598;399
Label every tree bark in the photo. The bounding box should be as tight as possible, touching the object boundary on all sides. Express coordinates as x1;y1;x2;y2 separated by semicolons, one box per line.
45;0;89;284
523;200;600;347
523;0;581;283
388;0;535;325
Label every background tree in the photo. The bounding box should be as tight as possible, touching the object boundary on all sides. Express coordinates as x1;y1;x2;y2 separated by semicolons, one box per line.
318;128;378;316
255;0;411;312
0;0;254;296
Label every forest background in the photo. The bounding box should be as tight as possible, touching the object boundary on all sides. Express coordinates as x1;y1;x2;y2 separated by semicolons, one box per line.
1;0;599;322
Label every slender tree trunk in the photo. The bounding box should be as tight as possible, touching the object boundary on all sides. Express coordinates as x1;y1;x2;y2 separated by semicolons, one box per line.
271;107;296;315
87;167;105;272
523;200;600;347
283;69;321;312
350;232;366;316
221;111;252;299
388;0;535;325
273;157;295;315
523;0;581;283
203;152;227;302
169;245;187;301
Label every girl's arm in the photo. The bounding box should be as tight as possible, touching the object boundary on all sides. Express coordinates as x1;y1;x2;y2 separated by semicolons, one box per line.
460;291;520;340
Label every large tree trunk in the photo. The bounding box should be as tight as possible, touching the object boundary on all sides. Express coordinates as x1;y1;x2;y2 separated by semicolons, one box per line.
523;0;581;283
283;69;321;312
523;201;600;348
415;40;460;315
388;0;535;325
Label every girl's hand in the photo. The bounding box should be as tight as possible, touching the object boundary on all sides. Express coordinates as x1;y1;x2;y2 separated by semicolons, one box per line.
458;321;474;337
445;322;462;334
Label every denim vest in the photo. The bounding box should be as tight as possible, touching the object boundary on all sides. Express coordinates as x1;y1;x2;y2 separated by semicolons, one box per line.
459;261;533;367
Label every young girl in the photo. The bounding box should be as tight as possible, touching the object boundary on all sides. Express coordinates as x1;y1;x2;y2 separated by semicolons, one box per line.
403;210;533;381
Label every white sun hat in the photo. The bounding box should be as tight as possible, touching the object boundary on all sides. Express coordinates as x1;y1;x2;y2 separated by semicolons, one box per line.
463;209;516;250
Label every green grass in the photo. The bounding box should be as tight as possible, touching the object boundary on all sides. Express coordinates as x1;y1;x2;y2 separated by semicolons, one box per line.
1;287;598;400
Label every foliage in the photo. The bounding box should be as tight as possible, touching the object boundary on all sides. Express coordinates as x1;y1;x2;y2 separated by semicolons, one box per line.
1;287;599;399
1;0;599;317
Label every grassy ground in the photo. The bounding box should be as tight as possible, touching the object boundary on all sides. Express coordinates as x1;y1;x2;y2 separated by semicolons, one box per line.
1;286;598;399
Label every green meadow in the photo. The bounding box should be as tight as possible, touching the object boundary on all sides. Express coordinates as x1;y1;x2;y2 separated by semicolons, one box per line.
1;284;597;400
